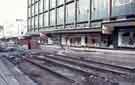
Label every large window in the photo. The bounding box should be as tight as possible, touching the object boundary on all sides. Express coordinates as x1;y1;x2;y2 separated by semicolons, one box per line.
66;0;72;2
57;0;64;6
28;0;31;6
118;31;135;48
77;0;90;22
39;0;43;13
32;5;34;16
57;7;64;25
28;19;31;30
50;10;56;26
44;0;49;11
50;0;56;8
32;17;34;29
28;8;31;17
35;3;38;15
112;0;135;16
44;13;49;27
92;0;109;20
39;14;43;27
35;16;38;28
66;3;75;24
32;0;35;4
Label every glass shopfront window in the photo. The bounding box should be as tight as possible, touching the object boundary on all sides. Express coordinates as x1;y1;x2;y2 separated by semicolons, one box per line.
57;0;64;6
50;10;56;26
57;7;64;25
44;0;49;11
92;0;109;20
50;0;56;8
77;0;90;22
44;13;49;27
39;0;43;13
118;31;135;48
112;0;135;16
66;3;75;24
39;14;43;27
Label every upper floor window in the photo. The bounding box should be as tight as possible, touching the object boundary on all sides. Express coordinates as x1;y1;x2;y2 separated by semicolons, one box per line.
50;0;56;8
92;0;109;20
77;0;90;22
39;0;43;13
57;7;64;25
44;13;49;27
35;3;38;15
113;0;133;6
50;10;56;26
44;0;49;11
57;0;64;6
66;3;75;24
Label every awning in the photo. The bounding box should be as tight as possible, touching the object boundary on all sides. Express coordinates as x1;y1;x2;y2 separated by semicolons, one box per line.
102;19;135;34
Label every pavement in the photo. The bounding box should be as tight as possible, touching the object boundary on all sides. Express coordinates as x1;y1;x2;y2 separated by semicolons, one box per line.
40;45;135;69
0;57;37;85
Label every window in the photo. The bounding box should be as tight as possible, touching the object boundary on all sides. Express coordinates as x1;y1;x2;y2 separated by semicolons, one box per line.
50;0;56;8
39;14;43;27
28;0;31;6
66;0;72;2
39;0;43;13
112;0;135;16
32;0;35;4
92;0;109;20
77;0;90;22
32;17;34;29
113;0;132;6
35;16;38;28
44;0;49;11
28;19;31;30
57;7;64;25
28;8;31;17
44;13;49;27
32;5;34;16
35;3;38;15
50;10;56;26
66;3;75;24
57;0;64;6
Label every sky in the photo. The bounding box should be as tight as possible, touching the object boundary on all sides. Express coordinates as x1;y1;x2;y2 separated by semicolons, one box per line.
0;0;27;25
0;0;27;37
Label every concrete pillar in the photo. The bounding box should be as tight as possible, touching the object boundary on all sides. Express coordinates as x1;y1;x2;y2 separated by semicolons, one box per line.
48;38;53;44
61;36;66;45
81;36;86;46
67;38;70;46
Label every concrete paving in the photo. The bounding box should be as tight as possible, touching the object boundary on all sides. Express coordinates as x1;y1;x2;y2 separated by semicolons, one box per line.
40;45;135;69
0;57;37;85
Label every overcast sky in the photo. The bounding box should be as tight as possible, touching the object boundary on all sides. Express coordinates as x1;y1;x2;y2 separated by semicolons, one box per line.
0;0;27;25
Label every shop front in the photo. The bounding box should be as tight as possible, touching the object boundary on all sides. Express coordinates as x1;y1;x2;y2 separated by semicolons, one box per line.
117;27;135;48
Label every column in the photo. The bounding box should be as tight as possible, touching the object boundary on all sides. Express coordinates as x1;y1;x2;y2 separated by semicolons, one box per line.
67;38;70;46
81;35;86;46
61;36;66;45
48;38;53;44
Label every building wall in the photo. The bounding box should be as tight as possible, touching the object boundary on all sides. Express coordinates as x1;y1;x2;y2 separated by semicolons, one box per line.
27;0;135;49
27;0;135;32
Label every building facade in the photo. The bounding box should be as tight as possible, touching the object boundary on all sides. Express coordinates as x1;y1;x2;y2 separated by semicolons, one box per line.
27;0;135;49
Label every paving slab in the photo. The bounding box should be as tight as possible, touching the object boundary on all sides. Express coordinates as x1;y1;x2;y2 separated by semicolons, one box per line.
1;57;37;85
